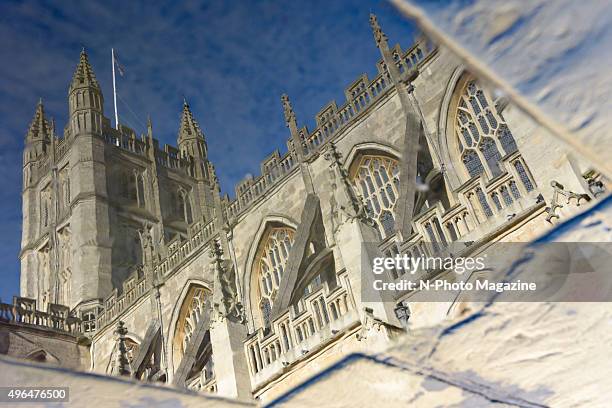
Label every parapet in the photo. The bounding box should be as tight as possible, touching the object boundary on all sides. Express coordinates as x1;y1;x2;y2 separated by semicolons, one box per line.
226;37;435;220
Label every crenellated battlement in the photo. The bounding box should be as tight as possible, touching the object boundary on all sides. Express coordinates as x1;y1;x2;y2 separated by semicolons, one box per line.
19;32;435;333
102;123;193;172
225;37;434;220
26;37;431;196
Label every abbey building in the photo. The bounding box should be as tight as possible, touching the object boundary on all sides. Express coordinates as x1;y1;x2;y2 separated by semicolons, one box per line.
1;14;607;403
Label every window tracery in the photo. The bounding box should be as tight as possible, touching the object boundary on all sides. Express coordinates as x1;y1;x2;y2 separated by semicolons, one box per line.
173;285;210;370
350;154;400;238
179;190;193;224
255;227;295;327
513;159;534;192
455;80;518;179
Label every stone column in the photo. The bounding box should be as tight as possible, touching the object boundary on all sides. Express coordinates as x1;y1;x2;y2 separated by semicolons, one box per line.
209;315;251;399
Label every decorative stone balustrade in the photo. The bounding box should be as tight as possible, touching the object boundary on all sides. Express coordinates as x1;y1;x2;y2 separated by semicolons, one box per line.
94;219;217;332
104;130;147;157
0;297;81;335
96;269;148;330
186;375;217;394
225;153;297;219
376;40;430;77
378;164;541;284
154;218;216;277
244;271;357;388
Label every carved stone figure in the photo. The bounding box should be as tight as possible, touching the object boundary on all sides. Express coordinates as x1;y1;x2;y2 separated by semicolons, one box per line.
210;240;244;323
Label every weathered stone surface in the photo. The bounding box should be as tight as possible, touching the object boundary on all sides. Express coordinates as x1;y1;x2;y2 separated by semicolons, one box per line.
391;0;612;175
0;354;254;408
266;198;612;407
0;322;89;370
9;7;610;404
272;194;327;316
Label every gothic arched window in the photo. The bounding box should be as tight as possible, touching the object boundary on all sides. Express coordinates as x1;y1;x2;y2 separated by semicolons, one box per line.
178;190;193;224
455;80;518;179
350;154;400;239
255;227;295;327
173;285;210;370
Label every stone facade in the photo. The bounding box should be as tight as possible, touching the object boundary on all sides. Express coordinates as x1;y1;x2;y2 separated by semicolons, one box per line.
6;14;607;405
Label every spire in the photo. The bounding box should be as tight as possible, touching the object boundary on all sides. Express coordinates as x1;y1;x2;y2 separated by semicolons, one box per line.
281;93;313;191
281;94;296;127
69;48;100;91
369;13;389;50
281;93;303;159
26;99;51;142
178;98;206;143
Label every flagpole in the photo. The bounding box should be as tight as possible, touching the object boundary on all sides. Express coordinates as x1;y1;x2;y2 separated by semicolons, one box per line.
112;48;119;130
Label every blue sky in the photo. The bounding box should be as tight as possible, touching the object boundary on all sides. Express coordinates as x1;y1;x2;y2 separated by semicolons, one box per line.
0;0;416;303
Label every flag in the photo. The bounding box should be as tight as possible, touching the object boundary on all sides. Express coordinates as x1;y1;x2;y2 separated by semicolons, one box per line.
114;52;126;77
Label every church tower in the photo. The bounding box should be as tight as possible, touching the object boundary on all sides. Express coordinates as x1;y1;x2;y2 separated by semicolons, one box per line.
177;99;214;221
20;50;114;311
65;49;113;308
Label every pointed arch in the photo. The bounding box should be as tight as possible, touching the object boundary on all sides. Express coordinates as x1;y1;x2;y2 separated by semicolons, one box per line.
441;70;526;185
166;279;212;378
177;187;193;224
437;67;468;190
343;142;401;169
242;215;299;331
345;144;401;239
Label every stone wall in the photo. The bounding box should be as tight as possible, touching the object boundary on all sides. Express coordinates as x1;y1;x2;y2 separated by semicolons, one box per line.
0;322;89;370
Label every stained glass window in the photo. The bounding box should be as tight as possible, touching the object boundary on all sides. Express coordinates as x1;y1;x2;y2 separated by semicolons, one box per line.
509;181;521;199
500;186;513;206
432;218;448;247
173;285;210;370
256;227;295;327
455;80;522;178
462;150;484;178
136;175;145;208
120;171;137;202
351;155;400;239
178;191;193;224
513;160;534;192
497;124;517;154
476;187;493;217
424;222;440;253
491;192;502;211
480;138;503;177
